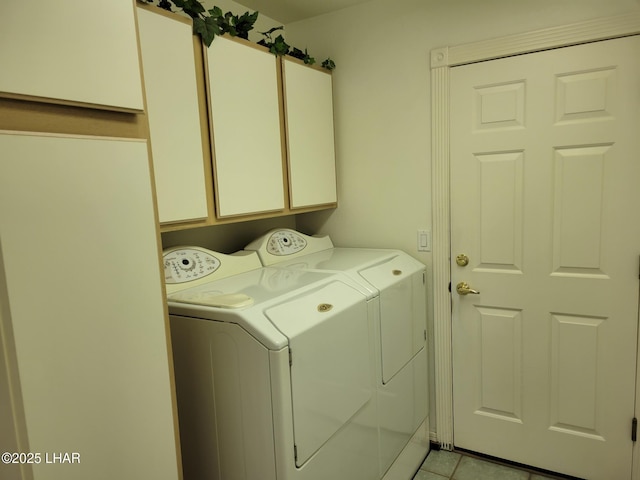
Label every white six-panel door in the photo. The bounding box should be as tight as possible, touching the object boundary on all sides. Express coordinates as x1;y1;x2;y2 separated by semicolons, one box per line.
450;36;640;480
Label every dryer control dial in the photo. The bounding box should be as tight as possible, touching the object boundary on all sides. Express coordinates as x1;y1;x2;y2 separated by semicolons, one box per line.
164;247;221;284
267;230;307;256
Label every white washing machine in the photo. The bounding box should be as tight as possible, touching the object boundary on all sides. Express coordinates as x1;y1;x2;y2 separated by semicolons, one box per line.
244;229;430;479
163;246;379;480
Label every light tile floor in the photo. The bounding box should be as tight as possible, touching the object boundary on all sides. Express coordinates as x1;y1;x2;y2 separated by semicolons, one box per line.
414;449;565;480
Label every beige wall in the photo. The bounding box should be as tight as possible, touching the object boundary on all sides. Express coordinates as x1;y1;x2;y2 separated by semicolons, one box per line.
282;0;640;438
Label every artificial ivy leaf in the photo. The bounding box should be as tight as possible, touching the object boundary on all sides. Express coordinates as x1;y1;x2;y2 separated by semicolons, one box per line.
234;10;259;39
236;10;259;27
260;26;285;38
289;47;305;60
321;58;336;70
271;34;290;56
288;47;315;64
185;0;206;13
208;5;223;17
194;16;220;47
172;0;205;18
222;12;235;34
246;11;259;24
158;0;172;11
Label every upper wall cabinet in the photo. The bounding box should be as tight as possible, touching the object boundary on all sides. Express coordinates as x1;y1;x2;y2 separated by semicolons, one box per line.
283;58;338;209
205;36;287;218
0;0;144;112
140;29;337;231
137;6;210;225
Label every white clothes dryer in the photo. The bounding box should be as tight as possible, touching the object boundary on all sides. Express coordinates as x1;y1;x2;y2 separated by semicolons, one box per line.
244;229;430;479
163;246;379;480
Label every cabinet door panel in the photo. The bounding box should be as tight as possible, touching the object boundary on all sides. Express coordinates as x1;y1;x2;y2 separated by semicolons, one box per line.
137;7;209;224
0;131;179;480
206;37;285;217
0;0;143;111
283;59;337;208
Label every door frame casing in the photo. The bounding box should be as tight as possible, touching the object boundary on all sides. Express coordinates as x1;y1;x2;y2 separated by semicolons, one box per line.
430;10;640;458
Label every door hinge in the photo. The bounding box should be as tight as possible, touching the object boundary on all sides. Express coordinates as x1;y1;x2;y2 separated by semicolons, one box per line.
288;348;293;366
448;282;451;293
423;272;426;284
424;329;427;341
632;417;637;442
294;444;298;462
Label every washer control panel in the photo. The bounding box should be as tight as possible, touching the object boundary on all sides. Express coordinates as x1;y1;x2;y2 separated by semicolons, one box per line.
164;247;221;284
267;230;308;256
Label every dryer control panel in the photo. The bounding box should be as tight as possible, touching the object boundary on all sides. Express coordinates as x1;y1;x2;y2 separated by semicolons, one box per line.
245;229;334;266
266;230;307;256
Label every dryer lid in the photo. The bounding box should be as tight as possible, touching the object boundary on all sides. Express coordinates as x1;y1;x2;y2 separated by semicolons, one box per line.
357;252;425;290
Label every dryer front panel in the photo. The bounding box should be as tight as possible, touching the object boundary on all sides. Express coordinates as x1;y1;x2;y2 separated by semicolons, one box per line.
360;258;427;383
265;281;373;466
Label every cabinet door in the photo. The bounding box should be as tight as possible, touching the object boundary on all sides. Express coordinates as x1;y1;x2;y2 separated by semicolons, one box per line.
205;36;286;218
0;0;143;112
137;6;209;225
283;59;337;208
0;132;180;480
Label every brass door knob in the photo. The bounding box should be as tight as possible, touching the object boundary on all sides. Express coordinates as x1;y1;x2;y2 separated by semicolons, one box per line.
456;254;469;267
456;282;480;295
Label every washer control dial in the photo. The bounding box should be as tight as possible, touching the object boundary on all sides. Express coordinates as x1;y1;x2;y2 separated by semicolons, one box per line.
164;248;221;284
267;230;307;256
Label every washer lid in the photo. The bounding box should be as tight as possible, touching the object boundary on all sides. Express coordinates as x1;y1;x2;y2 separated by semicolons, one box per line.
167;268;350;350
265;280;373;466
168;291;254;309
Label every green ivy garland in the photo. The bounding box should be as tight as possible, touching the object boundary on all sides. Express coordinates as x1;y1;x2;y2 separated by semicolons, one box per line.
141;0;335;70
